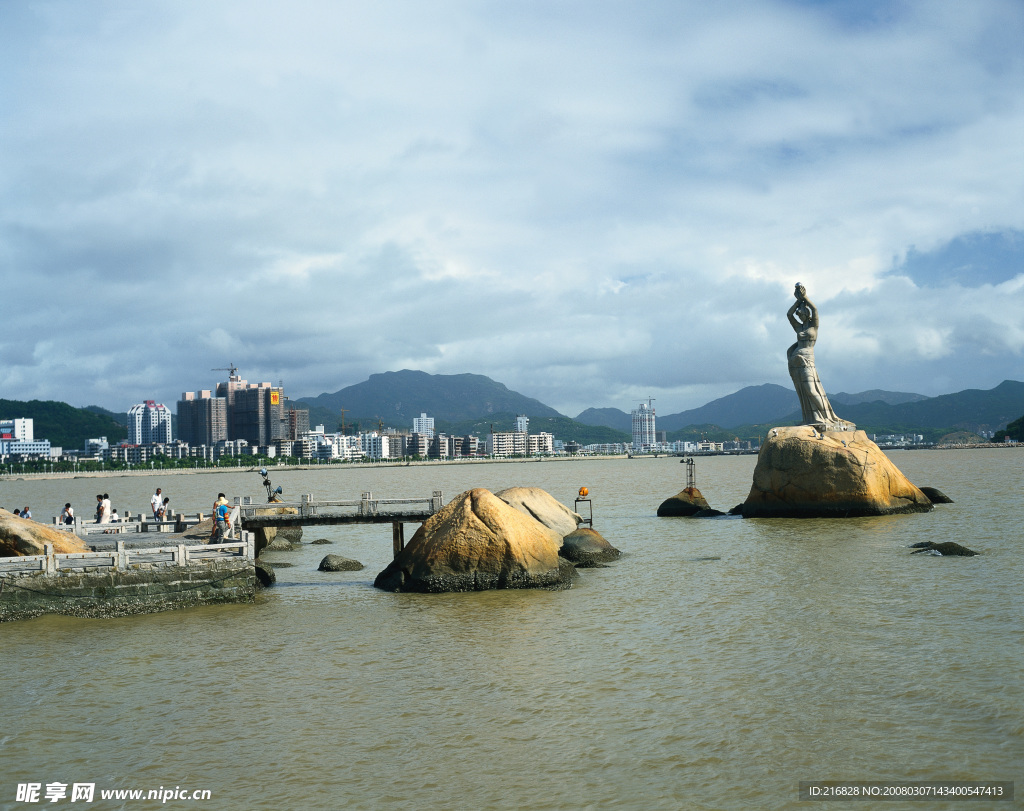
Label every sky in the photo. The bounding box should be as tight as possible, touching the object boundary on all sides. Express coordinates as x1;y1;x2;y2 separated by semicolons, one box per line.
1;0;1022;419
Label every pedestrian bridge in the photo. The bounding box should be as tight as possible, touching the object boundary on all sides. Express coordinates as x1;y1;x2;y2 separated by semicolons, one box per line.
236;491;445;555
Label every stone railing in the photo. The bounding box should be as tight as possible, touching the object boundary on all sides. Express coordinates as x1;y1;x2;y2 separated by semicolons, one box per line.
0;537;254;578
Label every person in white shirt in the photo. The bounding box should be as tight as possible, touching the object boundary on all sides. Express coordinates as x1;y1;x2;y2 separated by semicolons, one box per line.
151;488;163;518
99;493;111;524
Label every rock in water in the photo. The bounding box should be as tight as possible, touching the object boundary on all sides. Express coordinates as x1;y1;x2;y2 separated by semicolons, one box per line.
0;509;88;556
318;554;365;571
657;487;712;517
494;486;582;537
919;486;954;504
276;526;304;544
374;488;573;593
741;427;933;518
254;560;276;587
560;527;621;567
911;541;978;556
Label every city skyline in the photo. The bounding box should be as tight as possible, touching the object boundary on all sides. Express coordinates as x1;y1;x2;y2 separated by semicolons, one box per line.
2;1;1021;416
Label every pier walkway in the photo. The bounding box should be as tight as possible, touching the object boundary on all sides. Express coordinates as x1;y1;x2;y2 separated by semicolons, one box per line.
237;491;444;555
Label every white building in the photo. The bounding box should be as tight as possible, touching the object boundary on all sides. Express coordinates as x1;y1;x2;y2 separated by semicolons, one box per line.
528;432;554;455
515;415;529;433
0;439;52;457
360;432;391;459
0;418;33;442
128;401;173;445
412;412;434;438
631;401;656;451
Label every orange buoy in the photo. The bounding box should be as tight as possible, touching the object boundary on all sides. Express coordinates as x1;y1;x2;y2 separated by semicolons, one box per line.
579;486;589;498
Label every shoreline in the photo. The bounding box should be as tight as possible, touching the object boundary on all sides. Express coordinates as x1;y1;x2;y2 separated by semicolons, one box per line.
2;442;1019;482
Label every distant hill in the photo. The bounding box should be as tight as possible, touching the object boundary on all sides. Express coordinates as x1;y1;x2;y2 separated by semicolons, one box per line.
831;379;1024;434
0;400;128;450
576;381;1014;440
574;407;632;433
831;389;928;407
299;370;563;424
658;384;799;430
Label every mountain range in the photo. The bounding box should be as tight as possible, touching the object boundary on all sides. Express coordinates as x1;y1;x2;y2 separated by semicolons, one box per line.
2;372;1020;451
575;384;929;432
298;370;1024;442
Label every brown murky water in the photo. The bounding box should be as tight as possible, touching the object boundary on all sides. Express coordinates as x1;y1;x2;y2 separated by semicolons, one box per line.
1;452;1021;810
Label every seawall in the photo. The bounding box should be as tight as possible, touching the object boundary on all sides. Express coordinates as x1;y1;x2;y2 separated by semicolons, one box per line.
0;556;255;622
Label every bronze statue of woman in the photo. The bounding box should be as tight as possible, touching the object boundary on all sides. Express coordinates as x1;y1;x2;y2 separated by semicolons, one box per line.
786;284;854;431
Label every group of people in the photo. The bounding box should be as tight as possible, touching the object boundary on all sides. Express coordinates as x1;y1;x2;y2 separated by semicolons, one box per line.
150;487;171;521
12;486;234;541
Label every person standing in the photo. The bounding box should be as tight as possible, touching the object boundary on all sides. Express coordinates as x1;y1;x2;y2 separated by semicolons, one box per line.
21;506;31;520
150;488;163;519
211;493;231;543
99;493;111;524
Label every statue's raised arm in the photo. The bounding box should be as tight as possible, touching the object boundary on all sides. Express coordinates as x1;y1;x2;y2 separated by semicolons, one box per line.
785;284;853;432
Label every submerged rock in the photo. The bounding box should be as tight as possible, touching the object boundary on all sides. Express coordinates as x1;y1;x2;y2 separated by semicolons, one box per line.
318;555;365;572
560;527;621;567
0;509;88;557
311;538;333;545
741;427;933;518
494;486;582;537
254;560;276;587
910;541;978;556
657;487;712;517
374;488;572;593
691;508;727;518
919;486;954;504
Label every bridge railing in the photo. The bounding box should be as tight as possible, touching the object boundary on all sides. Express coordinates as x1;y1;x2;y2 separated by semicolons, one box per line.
0;538;255;578
236;491;443;521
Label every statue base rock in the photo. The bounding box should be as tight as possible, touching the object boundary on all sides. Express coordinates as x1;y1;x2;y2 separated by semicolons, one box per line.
741;427;933;518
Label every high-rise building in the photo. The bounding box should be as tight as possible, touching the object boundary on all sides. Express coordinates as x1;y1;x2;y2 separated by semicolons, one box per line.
631;401;656;450
177;391;228;446
288;405;310;440
515;415;529;434
179;370;288;449
232;383;286;446
127;401;173;445
412;412;434;438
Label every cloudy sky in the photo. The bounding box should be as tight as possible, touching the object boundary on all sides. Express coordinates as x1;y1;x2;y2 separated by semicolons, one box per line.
2;0;1022;419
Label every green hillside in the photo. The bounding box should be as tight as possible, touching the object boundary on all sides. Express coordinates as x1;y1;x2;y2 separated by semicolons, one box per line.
0;399;128;449
299;370;563;422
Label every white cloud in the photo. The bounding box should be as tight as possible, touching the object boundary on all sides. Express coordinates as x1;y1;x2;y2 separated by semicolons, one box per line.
1;0;1022;418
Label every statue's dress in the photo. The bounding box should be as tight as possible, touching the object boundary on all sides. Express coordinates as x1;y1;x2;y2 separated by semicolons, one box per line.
787;326;849;430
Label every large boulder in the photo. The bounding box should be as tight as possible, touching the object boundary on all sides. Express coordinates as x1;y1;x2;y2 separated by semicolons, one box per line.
318;554;364;571
742;427;933;518
374;488;574;592
657;487;712;517
0;509;88;557
494;487;582;537
560;527;621;567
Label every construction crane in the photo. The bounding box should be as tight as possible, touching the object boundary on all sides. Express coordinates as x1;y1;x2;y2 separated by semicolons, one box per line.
211;364;239;378
339;407;348;436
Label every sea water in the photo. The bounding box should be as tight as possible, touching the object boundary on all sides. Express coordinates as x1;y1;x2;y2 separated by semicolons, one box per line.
0;452;1021;810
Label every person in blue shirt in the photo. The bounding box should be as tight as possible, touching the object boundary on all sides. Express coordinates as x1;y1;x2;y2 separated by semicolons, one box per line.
212;493;232;543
